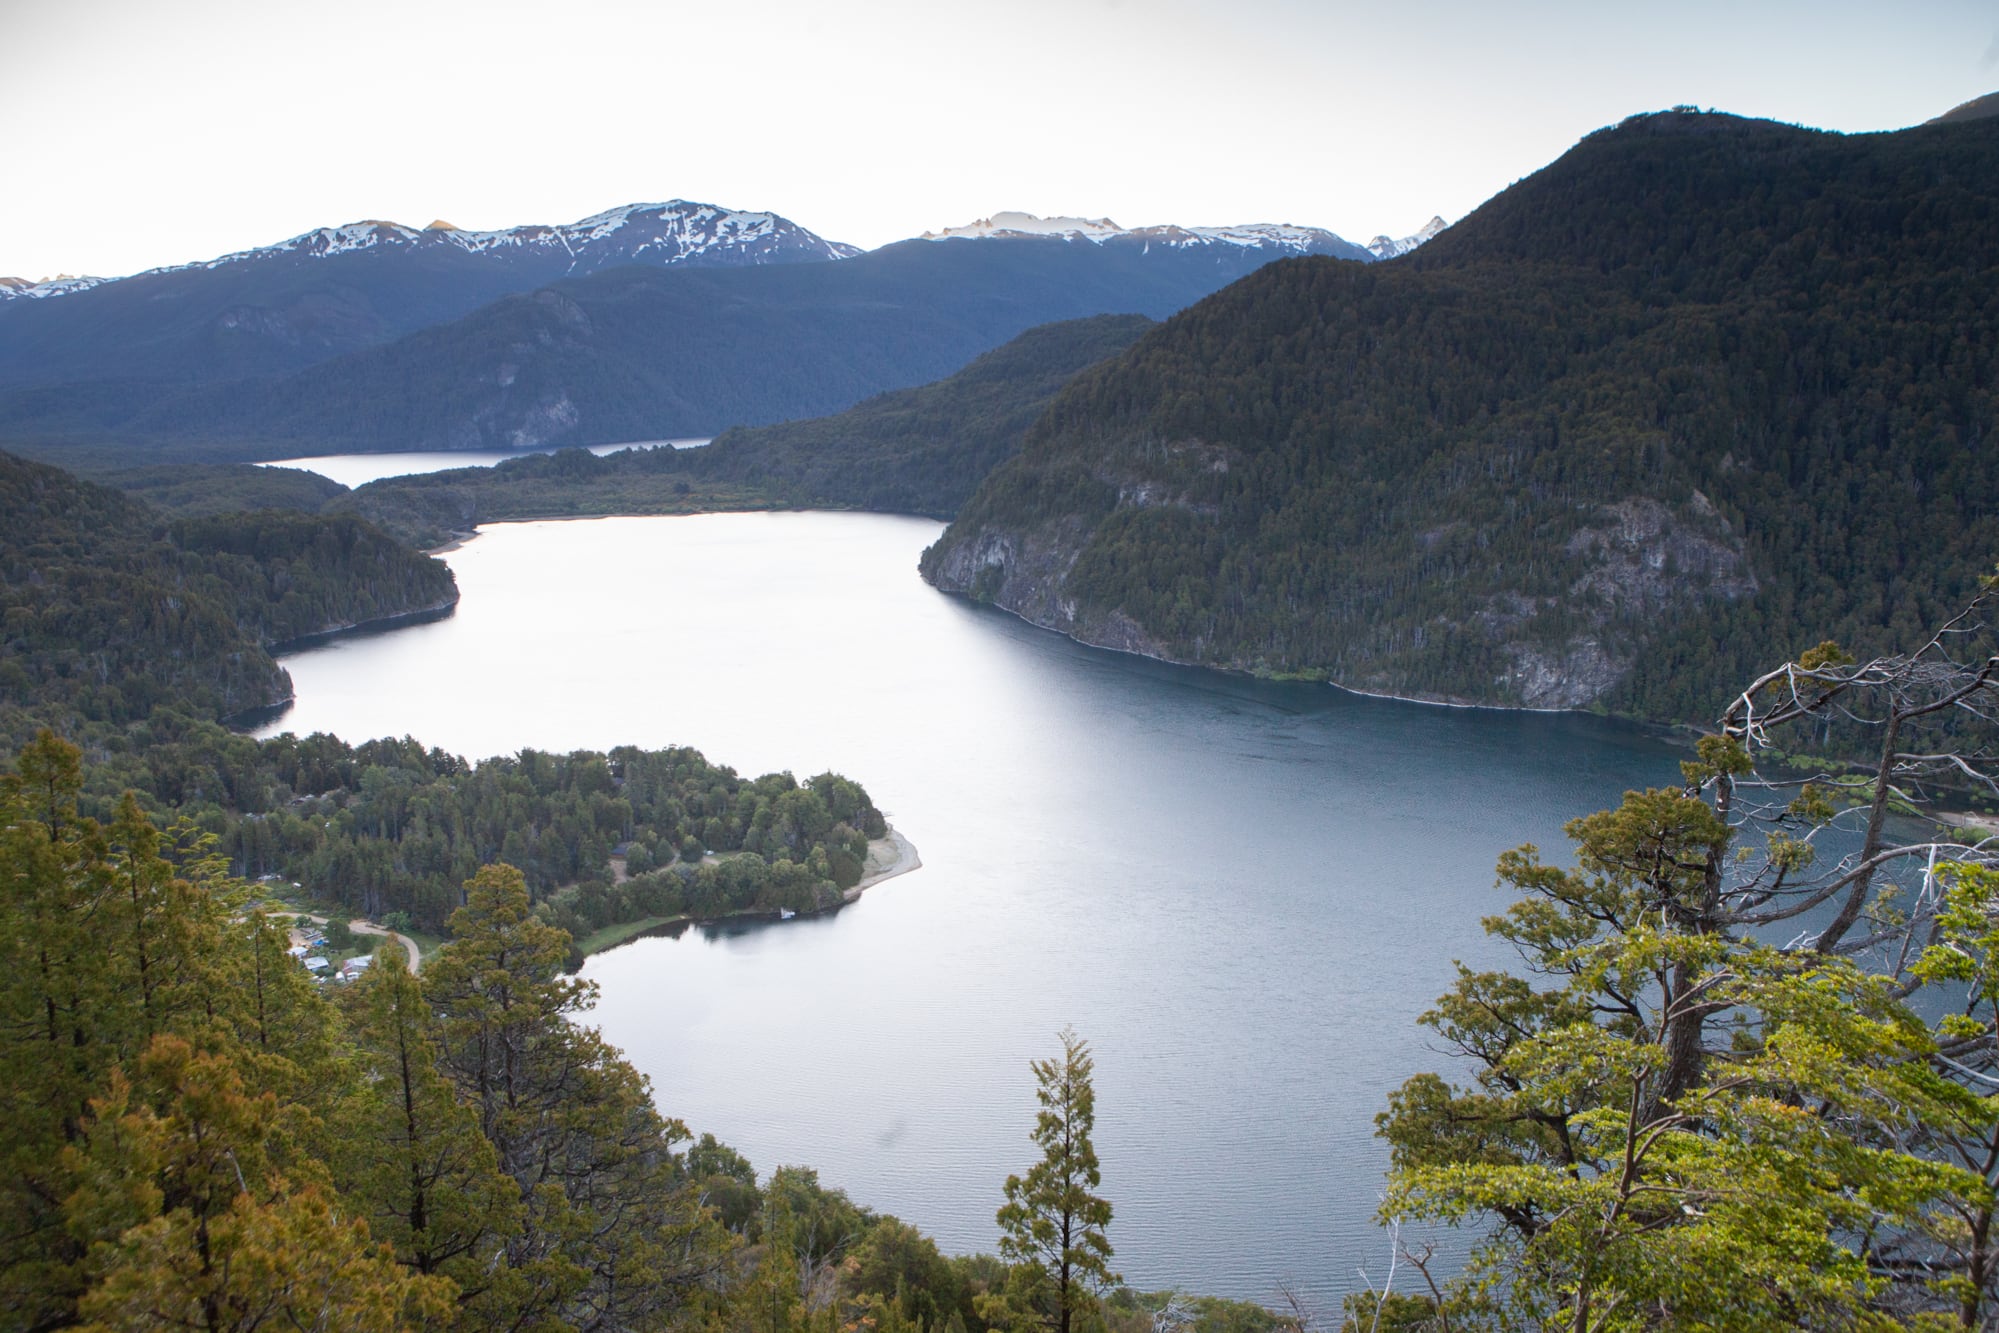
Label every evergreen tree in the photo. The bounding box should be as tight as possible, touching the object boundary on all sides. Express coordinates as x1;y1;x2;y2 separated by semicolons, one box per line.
1371;582;1999;1327
332;947;521;1320
62;1036;450;1333
991;1028;1118;1333
423;863;731;1330
0;731;118;1325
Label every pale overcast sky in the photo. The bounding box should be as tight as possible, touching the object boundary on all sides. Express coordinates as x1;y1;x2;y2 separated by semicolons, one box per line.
1;0;1993;281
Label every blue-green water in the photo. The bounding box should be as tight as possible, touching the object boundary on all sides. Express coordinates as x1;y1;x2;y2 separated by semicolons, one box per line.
258;510;1683;1309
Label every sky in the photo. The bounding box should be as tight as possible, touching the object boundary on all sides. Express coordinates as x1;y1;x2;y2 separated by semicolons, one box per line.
2;0;1995;281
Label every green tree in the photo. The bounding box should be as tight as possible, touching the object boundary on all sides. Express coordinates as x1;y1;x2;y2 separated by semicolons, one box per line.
991;1028;1118;1333
62;1035;450;1333
1371;584;1999;1328
332;947;521;1318
423;863;732;1329
0;731;122;1326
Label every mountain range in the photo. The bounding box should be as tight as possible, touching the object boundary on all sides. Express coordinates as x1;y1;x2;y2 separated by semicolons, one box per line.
0;207;1435;461
0;201;861;389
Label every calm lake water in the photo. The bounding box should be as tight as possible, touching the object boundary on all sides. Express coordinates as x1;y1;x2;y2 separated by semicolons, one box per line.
257;511;1682;1309
259;439;710;489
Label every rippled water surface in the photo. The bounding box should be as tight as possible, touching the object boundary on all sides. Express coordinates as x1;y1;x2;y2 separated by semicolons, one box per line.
260;510;1682;1308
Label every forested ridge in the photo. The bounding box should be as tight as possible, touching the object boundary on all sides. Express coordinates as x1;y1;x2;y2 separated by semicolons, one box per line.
0;451;458;734
922;110;1999;721
689;315;1154;518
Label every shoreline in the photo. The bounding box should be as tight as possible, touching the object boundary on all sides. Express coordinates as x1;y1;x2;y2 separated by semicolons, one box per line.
950;591;1629;719
844;826;923;903
572;826;922;962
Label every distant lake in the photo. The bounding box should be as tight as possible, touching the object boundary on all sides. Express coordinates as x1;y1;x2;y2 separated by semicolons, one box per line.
260;438;710;489
257;511;1682;1310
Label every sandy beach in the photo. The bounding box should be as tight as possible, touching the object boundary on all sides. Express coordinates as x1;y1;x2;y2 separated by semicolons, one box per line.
844;826;923;903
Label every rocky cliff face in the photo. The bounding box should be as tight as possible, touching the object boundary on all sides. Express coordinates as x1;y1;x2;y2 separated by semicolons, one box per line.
924;514;1180;660
923;484;1759;711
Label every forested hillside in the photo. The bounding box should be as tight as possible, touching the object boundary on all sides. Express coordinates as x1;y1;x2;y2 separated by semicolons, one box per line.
689;314;1153;517
0;731;1290;1333
0;451;457;734
922;110;1999;721
94;460;348;516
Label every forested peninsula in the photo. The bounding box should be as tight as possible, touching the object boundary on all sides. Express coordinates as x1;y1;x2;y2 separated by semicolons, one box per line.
920;110;1999;721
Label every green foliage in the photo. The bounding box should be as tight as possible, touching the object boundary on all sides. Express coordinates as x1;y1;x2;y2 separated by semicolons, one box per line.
0;733;747;1330
93;461;348;518
0;731;448;1329
691;315;1154;519
992;1028;1118;1333
925;112;1999;722
0;450;456;736
329;446;776;549
1374;593;1999;1327
8;714;890;938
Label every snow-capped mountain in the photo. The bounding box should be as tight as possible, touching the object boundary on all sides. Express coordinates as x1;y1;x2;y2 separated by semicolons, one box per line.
923;211;1375;262
1366;215;1449;260
0;274;110;300
0;202;858;304
0;201;867;389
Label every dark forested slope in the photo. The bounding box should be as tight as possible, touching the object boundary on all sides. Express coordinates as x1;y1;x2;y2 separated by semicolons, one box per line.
922;110;1999;720
686;313;1154;517
0;451;458;732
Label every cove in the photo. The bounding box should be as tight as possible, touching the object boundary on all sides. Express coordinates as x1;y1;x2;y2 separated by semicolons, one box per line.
257;510;1684;1308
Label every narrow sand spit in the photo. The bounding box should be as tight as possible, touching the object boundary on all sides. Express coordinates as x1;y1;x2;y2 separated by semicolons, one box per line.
845;827;923;904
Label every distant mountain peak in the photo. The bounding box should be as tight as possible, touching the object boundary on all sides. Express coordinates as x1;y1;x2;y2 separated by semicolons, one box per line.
924;212;1127;240
0;272;110;300
425;219;460;231
1366;216;1449;261
921;211;1375;262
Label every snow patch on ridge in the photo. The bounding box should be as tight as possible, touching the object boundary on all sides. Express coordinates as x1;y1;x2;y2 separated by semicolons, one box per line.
3;202;861;302
1366;215;1449;260
922;211;1392;260
0;273;111;300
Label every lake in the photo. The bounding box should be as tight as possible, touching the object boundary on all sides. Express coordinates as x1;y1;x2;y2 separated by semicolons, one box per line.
257;509;1683;1310
259;438;710;489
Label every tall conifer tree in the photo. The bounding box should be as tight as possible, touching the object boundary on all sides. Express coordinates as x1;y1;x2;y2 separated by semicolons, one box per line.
993;1028;1117;1333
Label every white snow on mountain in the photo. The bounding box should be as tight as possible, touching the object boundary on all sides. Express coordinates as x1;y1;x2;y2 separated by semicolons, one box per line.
0;202;860;302
199;201;862;269
923;212;1128;240
1366;215;1449;260
0;273;110;300
921;211;1378;258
